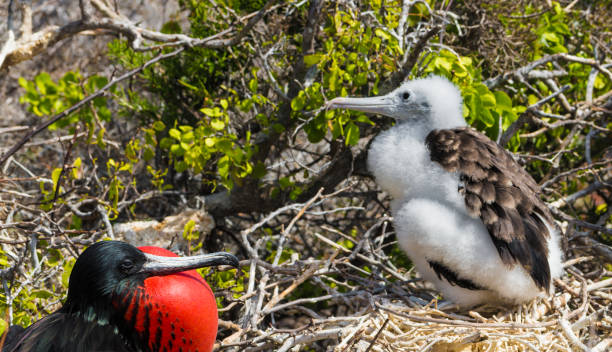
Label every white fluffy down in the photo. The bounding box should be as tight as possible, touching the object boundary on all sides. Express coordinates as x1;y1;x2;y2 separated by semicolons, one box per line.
367;76;563;306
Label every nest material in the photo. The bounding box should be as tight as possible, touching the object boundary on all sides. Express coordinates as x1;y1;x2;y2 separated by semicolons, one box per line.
212;188;612;352
336;291;609;352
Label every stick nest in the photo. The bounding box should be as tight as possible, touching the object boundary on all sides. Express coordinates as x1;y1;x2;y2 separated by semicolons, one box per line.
211;187;612;352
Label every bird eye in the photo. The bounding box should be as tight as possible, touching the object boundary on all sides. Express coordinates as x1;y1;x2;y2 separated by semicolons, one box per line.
402;92;410;100
120;260;134;273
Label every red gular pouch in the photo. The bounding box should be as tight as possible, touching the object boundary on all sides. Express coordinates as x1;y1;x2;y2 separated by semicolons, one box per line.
121;246;219;352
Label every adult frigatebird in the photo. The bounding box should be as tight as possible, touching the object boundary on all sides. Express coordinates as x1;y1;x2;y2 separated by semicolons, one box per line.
2;241;238;351
327;76;563;306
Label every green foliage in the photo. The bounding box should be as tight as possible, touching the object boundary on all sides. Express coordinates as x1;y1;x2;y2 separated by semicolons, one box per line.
532;2;571;56
202;264;247;311
0;253;72;332
289;1;519;148
38;157;83;211
183;220;203;252
158;102;261;190
419;50;520;145
19;72;112;136
104;0;276;191
293;8;388;146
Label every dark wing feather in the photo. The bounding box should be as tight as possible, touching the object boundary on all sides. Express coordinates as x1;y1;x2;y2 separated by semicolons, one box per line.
3;312;137;352
2;325;25;352
426;127;554;289
428;260;485;290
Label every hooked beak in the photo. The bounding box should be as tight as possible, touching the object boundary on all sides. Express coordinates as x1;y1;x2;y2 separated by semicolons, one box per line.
326;95;392;116
140;252;239;276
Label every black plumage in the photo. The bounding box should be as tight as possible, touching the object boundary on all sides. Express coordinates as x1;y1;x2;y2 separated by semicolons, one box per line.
428;260;485;291
2;241;238;352
3;242;148;352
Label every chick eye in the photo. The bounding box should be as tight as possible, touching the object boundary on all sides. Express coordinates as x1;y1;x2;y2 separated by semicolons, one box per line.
402;92;410;100
120;260;134;273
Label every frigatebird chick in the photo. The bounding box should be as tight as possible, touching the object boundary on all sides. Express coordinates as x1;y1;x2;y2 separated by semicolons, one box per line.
3;241;238;352
327;76;563;306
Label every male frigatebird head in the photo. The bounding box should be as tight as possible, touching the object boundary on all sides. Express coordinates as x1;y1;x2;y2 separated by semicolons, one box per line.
62;241;238;352
64;241;238;306
326;75;464;130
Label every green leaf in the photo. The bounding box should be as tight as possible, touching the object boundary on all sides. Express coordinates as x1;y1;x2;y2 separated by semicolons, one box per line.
170;144;183;156
35;73;53;95
169;128;181;140
153;121;166;131
374;28;391;41
434;57;452;72
304;54;323;67
480;108;495;127
279;177;292;190
345;122;359;146
88;76;108;91
175;161;188;173
494;91;513;112
480;93;496;108
159;137;174;149
178;79;199;91
355;114;374;125
47;248;62;266
291;91;306;111
182;131;194;143
249;78;258;93
62;259;76;289
51;168;62;192
541;32;560;45
594;75;605;89
143;147;154;161
201;108;215;116
18;77;30;90
31;289;54;299
220;99;229;110
211;119;225;130
252;162;267;178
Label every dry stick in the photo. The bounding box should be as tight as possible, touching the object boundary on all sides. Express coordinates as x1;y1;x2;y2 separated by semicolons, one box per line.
365;318;390;352
540;160;610;189
0;30;16;69
559;316;590;352
2;0;277;69
523;118;609;138
0;48;184;168
276;327;344;352
271;188;325;266
485;52;612;89
592;338;612;352
395;26;441;85
260;264;320;316
586;277;612;292
241;189;327;334
377;303;561;329
499;84;570;147
49;128;80;207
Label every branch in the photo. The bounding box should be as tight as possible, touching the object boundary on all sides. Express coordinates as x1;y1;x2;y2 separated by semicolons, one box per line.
499;84;570;146
0;48;185;168
0;0;278;69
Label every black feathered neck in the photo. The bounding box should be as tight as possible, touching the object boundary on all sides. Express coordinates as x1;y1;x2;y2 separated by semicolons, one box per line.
63;241;147;312
59;241;150;351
